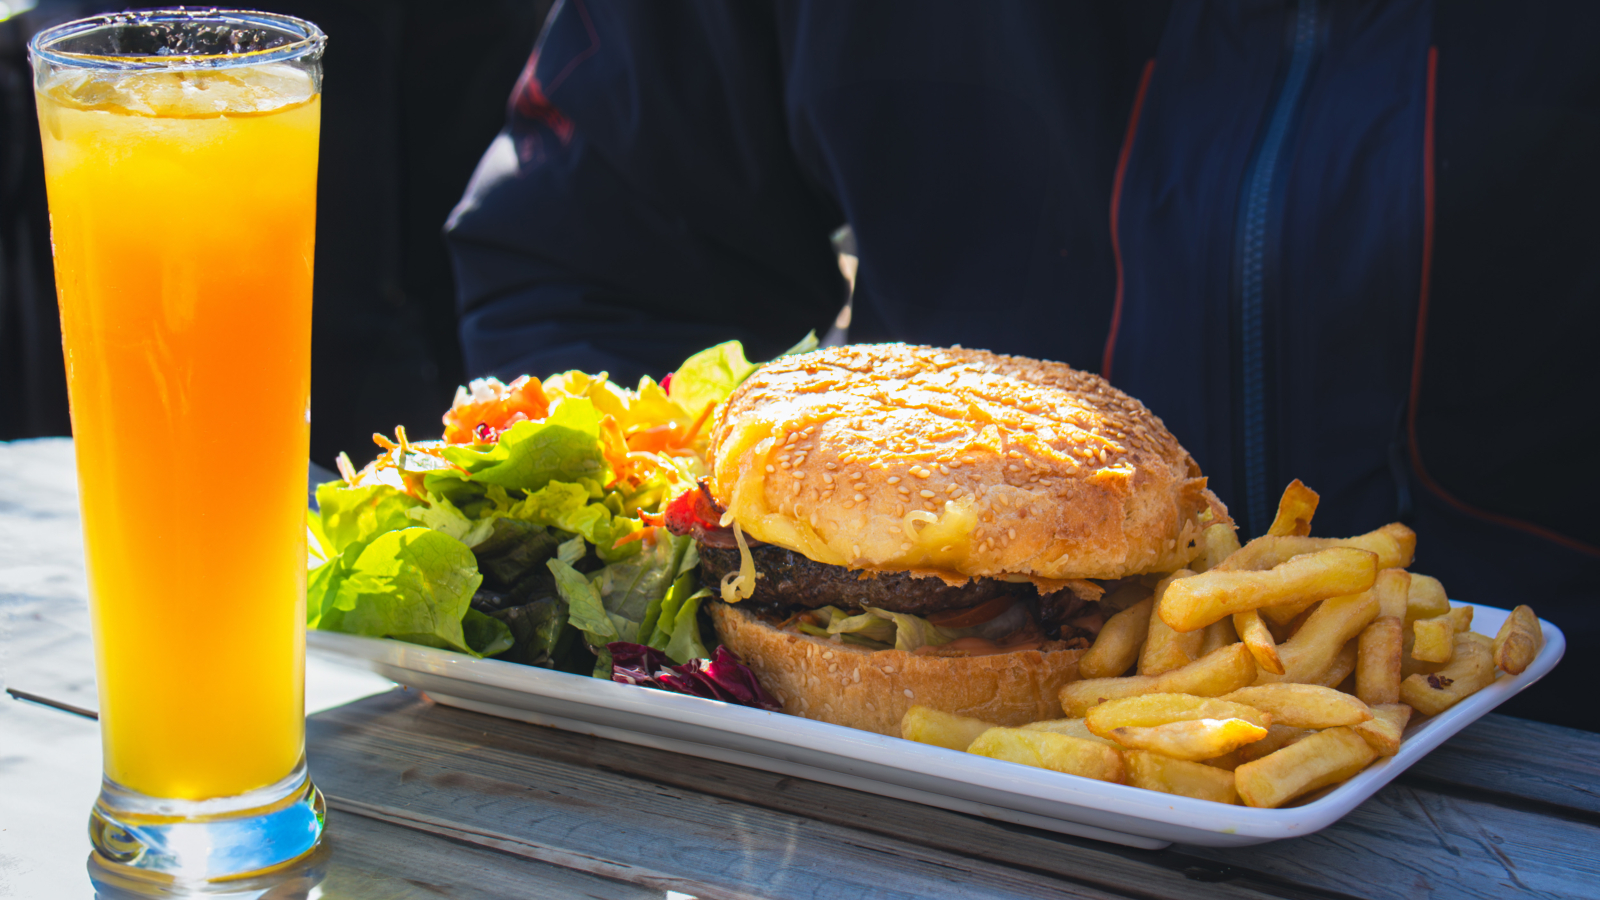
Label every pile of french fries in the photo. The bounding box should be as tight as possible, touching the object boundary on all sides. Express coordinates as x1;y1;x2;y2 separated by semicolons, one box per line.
901;480;1547;808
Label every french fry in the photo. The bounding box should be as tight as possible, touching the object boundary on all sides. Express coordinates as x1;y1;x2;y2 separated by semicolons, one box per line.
1140;571;1203;675
1352;703;1412;756
1234;726;1377;809
1159;548;1378;633
1193;523;1242;574
1217;527;1407;572
1406;574;1451;623
1201;617;1239;656
1105;718;1269;761
1400;635;1498;716
1061;644;1257;717
1257;592;1378;684
1233;609;1284;675
1125;751;1240;804
1380;523;1417;569
1411;615;1456;664
1238;724;1309;763
1202;749;1244;771
1078;597;1153;679
967;727;1126;783
1356;615;1403;705
901;705;997;752
1267;479;1319;537
1493;605;1543;675
1312;639;1360;689
1261;595;1322;628
1221;684;1372;728
1372;568;1411;620
1022;718;1120;746
1085;693;1272;733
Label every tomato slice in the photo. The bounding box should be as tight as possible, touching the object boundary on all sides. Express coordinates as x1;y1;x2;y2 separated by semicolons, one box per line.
926;595;1016;628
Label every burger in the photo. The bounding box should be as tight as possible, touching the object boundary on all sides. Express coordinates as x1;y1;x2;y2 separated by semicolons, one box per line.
663;344;1228;735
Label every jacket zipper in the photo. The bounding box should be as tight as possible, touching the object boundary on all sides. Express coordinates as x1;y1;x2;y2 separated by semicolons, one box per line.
1236;0;1321;535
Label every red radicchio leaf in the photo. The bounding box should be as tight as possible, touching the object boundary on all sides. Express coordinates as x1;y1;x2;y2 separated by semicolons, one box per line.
607;642;781;711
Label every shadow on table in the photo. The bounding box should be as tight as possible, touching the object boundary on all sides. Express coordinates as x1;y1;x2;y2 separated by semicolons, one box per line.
87;843;329;900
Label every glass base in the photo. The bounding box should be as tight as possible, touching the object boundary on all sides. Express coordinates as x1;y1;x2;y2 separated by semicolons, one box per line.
88;757;325;889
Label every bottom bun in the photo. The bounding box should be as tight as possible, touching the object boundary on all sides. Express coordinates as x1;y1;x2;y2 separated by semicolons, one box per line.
709;602;1085;737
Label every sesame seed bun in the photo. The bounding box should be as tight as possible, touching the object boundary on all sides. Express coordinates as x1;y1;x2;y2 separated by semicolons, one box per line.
709;602;1085;735
707;344;1226;587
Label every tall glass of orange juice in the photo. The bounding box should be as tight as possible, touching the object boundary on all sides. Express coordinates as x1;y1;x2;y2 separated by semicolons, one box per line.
29;9;327;884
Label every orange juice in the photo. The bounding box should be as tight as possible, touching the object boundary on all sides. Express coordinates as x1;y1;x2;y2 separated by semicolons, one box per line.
37;66;320;801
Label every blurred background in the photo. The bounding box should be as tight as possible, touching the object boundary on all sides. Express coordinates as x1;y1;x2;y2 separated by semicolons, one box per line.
0;0;554;469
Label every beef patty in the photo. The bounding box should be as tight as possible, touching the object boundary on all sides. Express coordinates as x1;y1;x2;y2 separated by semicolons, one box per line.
696;540;1035;617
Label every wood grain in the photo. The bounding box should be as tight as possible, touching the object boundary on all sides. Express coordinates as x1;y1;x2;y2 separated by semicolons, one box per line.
1400;713;1600;819
318;812;661;900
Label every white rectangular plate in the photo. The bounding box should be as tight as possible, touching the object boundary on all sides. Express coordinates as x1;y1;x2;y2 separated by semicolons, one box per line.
308;602;1563;849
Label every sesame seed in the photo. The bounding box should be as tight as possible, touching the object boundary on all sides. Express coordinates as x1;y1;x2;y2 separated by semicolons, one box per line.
884;666;895;674
938;465;950;475
823;650;834;659
896;503;906;516
765;465;775;473
914;469;930;479
900;542;912;552
904;689;914;698
854;493;866;502
887;476;901;484
946;484;959;494
1008;528;1017;539
822;473;834;483
852;545;861;558
810;513;820;527
920;489;936;498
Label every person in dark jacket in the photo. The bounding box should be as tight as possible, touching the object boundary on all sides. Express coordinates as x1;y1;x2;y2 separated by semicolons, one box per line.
444;1;1600;731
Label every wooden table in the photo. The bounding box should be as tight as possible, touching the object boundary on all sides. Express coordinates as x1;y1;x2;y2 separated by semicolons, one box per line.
5;437;1600;898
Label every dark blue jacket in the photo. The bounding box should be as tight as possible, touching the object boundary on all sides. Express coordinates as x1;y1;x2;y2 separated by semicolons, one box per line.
446;0;1600;730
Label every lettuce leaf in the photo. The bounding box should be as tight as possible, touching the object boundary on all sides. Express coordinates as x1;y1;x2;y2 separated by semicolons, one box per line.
311;482;424;558
868;606;955;652
487;482;642;563
592;531;691;625
548;557;617;645
668;341;758;419
826;610;897;644
663;588;711;664
433;397;609;495
316;527;509;657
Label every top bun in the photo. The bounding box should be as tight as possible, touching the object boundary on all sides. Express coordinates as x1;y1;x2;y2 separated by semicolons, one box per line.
707;344;1225;585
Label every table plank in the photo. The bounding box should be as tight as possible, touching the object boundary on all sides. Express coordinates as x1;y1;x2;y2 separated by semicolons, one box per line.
1187;783;1600;900
319;812;663;900
1400;713;1600;819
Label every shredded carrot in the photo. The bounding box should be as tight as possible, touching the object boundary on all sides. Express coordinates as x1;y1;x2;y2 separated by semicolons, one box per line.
612;526;657;549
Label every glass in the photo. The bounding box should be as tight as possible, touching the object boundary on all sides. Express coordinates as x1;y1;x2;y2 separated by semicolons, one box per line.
29;9;327;886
